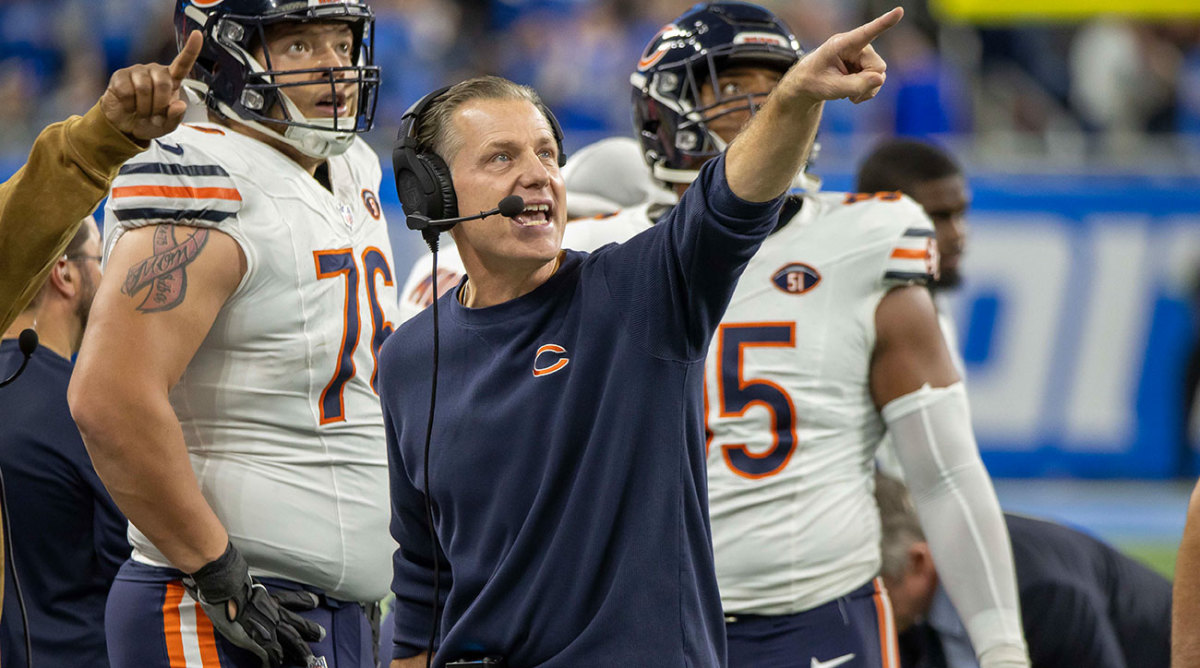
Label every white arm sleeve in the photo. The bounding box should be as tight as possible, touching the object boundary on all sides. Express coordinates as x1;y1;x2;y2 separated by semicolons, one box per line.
883;382;1031;668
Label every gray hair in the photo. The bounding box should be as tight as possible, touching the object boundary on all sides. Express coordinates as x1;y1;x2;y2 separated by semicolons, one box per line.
416;75;551;165
875;472;926;580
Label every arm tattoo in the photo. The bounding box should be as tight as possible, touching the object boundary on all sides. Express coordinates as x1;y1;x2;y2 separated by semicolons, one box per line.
121;225;211;313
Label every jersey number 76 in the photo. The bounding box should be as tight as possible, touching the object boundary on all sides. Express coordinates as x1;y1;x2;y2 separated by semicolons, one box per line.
314;247;395;425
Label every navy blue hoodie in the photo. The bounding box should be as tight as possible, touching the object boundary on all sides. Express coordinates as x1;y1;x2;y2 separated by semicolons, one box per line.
380;155;781;666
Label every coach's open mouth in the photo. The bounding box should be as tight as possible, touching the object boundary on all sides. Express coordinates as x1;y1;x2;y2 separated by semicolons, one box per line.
514;202;552;227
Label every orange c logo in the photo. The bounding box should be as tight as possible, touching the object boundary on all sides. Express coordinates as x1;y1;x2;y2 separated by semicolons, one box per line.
636;24;676;71
533;344;569;377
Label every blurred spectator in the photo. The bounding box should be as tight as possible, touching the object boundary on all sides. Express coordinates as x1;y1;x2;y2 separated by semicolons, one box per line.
1166;24;1200;148
527;3;643;134
1069;20;1179;144
372;0;461;127
47;51;108;128
0;63;38;154
885;23;971;136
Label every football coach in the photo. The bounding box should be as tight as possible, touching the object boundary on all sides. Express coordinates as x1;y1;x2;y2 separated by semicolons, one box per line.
379;7;906;666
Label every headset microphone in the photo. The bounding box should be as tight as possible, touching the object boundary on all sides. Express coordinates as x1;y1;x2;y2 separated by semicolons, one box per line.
406;194;526;234
0;329;39;389
496;195;527;218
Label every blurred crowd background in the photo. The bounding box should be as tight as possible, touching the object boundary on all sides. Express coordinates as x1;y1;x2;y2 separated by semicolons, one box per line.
2;0;1200;172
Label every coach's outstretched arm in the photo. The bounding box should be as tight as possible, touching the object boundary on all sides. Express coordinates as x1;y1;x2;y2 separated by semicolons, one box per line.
723;8;901;203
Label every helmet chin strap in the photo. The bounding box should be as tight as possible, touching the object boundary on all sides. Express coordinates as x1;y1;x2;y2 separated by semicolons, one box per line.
275;90;357;157
211;98;355;159
652;164;700;185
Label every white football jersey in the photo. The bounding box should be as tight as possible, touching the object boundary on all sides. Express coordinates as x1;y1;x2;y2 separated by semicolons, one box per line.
104;124;399;602
562;191;938;615
561;202;663;252
397;240;466;324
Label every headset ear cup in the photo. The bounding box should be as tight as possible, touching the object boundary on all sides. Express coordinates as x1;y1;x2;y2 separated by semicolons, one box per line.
392;139;456;221
394;160;428;218
424;152;458;221
393;85;455;222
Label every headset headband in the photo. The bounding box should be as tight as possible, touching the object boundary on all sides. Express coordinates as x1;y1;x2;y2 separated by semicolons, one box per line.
392;83;568;222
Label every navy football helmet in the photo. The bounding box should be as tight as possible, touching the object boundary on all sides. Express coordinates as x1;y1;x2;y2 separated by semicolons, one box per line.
631;2;803;185
175;0;380;158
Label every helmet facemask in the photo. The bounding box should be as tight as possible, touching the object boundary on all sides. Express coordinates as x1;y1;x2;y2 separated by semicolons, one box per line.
632;2;804;187
645;46;794;183
180;1;380;158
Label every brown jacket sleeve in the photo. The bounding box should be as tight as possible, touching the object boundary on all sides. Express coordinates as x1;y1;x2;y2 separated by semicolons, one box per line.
0;103;146;332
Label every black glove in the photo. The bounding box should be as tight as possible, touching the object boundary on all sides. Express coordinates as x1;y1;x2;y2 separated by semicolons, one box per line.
182;542;326;668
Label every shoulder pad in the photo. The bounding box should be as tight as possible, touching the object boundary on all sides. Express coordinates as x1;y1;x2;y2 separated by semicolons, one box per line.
562;203;657;252
850;194;939;287
812;191;939;287
108;129;243;230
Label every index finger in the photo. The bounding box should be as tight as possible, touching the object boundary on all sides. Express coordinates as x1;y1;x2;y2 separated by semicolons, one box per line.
842;7;904;50
169;30;203;82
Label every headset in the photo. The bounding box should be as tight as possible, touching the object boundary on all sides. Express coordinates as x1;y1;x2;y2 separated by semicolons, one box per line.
392;85;567;226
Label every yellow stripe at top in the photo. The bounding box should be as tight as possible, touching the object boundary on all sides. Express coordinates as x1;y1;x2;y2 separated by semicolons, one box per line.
931;0;1200;23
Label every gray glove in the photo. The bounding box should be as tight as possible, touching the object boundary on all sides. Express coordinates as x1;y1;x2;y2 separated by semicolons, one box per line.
182;542;326;668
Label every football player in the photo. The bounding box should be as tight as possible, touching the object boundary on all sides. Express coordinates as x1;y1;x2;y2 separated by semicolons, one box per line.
857;139;970;294
68;1;397;666
563;4;1028;668
856;139;971;479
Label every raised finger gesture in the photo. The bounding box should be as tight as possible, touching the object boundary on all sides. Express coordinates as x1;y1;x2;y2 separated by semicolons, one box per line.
778;7;904;106
100;30;203;141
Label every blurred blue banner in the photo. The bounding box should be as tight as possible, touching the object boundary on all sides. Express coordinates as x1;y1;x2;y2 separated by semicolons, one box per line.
828;172;1200;478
